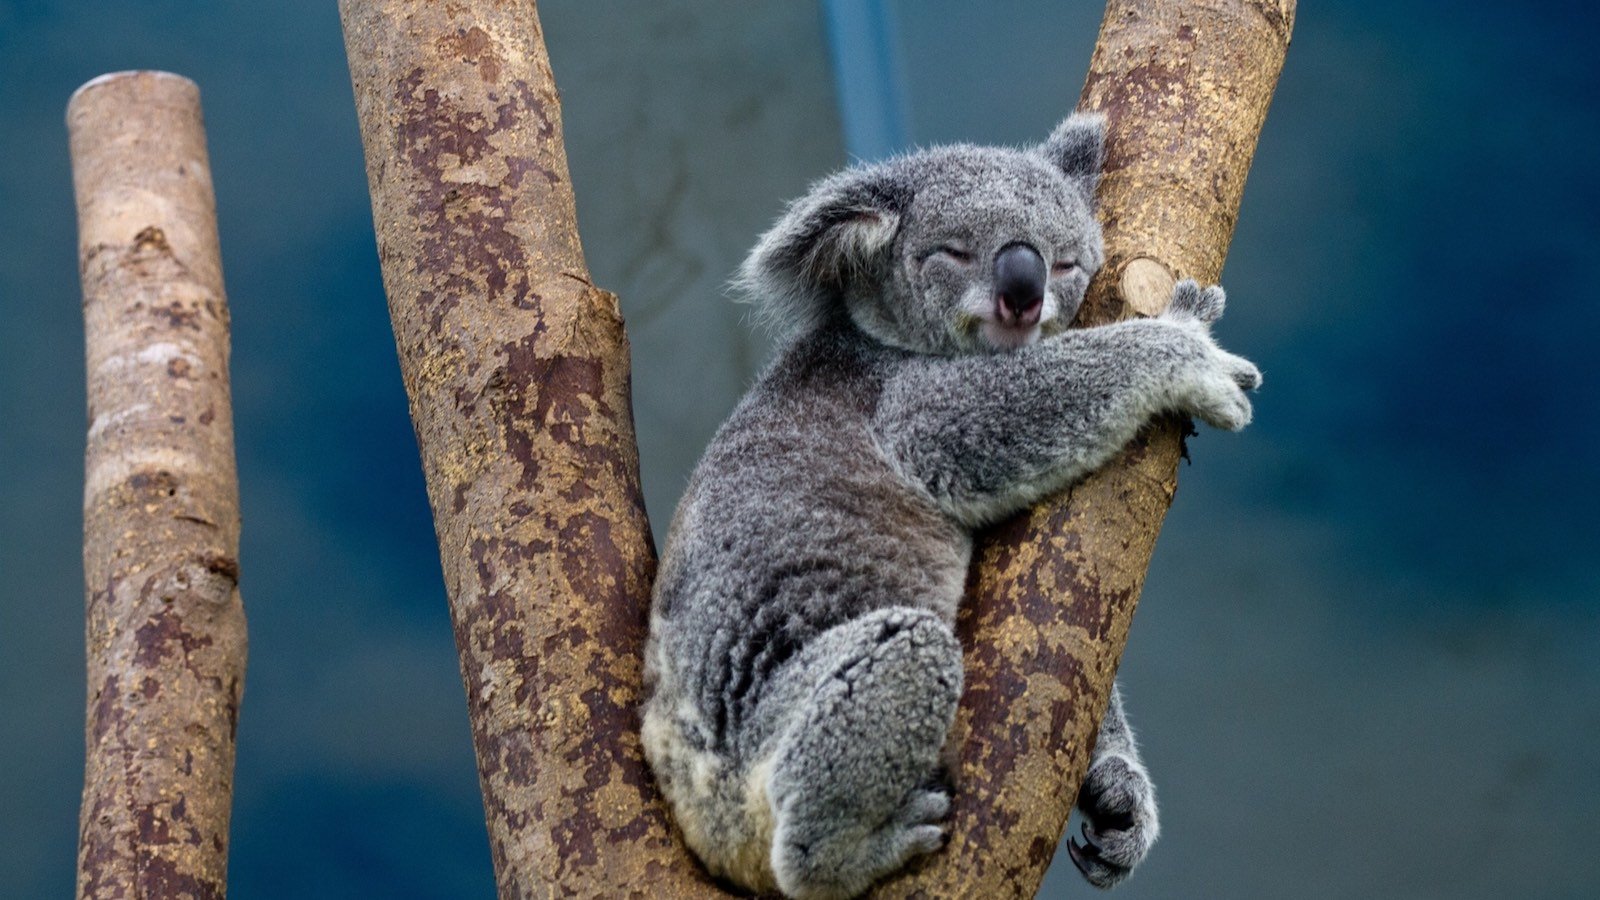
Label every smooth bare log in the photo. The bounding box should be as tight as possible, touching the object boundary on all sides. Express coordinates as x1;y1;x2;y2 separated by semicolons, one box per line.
70;71;247;900
338;3;715;896
875;2;1295;897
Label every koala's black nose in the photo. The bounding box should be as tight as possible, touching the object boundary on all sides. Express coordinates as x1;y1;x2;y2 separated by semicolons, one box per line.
994;242;1046;326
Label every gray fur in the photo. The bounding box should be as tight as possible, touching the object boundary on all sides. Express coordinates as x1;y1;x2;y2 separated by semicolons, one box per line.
643;113;1258;898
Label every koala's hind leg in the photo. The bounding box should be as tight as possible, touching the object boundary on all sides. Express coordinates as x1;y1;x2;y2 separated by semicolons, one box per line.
764;606;963;900
1069;682;1159;888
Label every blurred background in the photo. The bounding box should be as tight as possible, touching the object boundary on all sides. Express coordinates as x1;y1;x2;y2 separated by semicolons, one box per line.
3;0;1598;896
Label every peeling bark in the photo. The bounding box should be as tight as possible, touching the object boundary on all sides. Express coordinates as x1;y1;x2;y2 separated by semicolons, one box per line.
70;71;247;900
340;0;1291;897
878;2;1295;896
339;3;713;897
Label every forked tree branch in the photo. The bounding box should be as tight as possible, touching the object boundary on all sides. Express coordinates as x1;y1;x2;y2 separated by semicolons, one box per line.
339;1;1293;897
70;71;248;900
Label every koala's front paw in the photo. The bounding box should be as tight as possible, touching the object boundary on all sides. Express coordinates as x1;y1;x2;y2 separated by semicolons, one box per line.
1178;343;1261;432
1196;344;1267;429
1163;278;1226;326
1070;755;1159;889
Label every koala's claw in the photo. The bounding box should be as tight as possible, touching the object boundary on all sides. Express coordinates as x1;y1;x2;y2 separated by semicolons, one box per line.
1165;278;1226;325
1068;823;1127;890
1069;818;1150;889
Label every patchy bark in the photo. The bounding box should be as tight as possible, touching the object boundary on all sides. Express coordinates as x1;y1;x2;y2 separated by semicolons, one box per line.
878;1;1296;896
341;0;1291;897
339;3;713;897
70;71;247;900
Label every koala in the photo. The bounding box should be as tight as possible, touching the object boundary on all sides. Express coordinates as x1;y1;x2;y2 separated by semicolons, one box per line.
641;112;1259;899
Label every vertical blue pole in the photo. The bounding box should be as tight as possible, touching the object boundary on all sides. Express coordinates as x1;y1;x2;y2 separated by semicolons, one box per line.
820;0;911;162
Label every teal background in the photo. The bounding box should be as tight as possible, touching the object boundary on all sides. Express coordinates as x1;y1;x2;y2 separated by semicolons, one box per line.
2;1;1596;896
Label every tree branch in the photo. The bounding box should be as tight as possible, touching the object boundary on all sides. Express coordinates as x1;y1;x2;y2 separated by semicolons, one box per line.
339;3;714;896
70;71;248;900
879;1;1295;896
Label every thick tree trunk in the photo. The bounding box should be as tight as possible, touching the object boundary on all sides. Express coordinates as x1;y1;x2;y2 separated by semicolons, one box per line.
338;3;712;897
70;71;248;900
340;0;1292;897
880;2;1296;896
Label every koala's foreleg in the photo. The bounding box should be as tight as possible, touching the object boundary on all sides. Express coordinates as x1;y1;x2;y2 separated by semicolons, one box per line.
875;286;1258;526
873;323;1185;523
761;606;962;900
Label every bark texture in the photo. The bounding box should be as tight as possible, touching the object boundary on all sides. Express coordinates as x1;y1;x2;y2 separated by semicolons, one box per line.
878;1;1296;896
70;71;247;900
341;0;1291;896
339;3;714;896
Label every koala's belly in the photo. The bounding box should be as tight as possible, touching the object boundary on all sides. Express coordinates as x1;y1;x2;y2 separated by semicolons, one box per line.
722;461;971;614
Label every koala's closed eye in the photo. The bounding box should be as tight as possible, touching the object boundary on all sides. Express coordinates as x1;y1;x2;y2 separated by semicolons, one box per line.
1051;259;1080;277
925;245;973;265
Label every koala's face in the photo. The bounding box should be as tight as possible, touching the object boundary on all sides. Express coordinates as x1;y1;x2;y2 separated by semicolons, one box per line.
739;113;1107;356
872;148;1101;354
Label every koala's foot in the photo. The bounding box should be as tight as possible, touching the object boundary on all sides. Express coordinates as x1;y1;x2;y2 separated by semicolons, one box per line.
1069;754;1160;889
775;786;951;900
766;607;963;899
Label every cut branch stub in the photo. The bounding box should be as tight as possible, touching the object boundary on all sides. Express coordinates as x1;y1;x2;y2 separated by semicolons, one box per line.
70;70;247;900
338;2;717;896
876;1;1294;897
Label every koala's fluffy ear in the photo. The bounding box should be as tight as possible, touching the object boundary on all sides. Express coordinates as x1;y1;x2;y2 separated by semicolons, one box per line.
736;165;912;334
1039;112;1107;195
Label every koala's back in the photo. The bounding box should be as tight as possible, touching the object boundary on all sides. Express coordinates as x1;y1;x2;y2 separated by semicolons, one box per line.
641;321;970;885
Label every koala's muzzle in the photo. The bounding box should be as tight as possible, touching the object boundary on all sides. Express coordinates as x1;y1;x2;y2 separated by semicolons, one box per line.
994;242;1046;326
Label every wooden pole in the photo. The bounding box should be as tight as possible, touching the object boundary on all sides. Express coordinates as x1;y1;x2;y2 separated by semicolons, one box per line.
338;3;712;896
879;1;1296;896
70;71;248;900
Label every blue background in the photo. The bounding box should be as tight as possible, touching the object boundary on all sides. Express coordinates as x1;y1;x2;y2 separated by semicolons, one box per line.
2;1;1597;897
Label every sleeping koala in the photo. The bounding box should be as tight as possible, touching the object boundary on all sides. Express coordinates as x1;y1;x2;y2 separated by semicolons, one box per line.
641;112;1259;899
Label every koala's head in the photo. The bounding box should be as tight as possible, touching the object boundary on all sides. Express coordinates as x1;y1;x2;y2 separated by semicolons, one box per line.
738;113;1106;355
